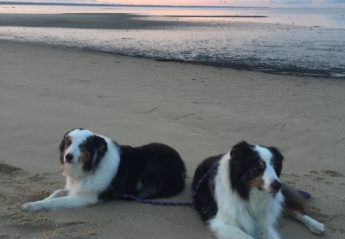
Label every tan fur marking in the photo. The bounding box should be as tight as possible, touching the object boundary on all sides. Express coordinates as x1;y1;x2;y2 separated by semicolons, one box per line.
284;207;298;217
63;136;72;152
248;175;264;189
79;147;91;164
60;136;71;164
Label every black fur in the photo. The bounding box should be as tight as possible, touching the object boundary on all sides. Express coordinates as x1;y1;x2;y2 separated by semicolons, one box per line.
229;141;284;200
268;146;284;177
230;141;263;200
192;155;220;221
81;135;108;172
282;184;306;214
99;143;186;201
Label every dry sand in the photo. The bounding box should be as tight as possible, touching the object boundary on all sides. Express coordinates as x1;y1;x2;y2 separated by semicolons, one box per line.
0;40;344;239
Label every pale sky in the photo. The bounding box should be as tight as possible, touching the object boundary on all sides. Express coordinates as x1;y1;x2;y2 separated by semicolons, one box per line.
6;0;345;7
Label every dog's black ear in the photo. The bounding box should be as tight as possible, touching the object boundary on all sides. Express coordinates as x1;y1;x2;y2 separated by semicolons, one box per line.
89;135;108;168
229;141;253;200
92;135;107;155
81;135;108;172
269;146;284;177
230;141;251;158
269;146;284;161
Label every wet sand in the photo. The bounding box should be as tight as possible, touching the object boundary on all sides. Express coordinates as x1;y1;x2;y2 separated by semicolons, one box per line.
0;13;186;29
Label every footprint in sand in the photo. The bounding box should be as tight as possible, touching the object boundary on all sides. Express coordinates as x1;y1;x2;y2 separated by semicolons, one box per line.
320;170;344;178
304;169;344;183
0;163;22;174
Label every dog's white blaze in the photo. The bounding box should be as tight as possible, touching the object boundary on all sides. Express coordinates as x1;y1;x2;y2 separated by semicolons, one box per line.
254;145;279;192
65;129;93;164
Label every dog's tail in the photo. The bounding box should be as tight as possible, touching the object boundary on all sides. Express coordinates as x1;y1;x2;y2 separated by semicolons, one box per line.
282;184;306;214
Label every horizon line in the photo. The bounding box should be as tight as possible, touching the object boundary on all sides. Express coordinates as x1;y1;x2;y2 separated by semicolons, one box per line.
0;1;272;9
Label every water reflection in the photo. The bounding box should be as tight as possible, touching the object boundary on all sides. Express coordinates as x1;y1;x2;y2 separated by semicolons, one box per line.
0;4;344;28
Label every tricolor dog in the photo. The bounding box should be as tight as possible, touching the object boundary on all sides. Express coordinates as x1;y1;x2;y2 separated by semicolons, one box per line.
23;128;186;211
192;141;325;239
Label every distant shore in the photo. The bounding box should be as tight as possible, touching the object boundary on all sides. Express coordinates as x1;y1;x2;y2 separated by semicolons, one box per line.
163;15;267;18
0;1;271;9
0;13;184;29
0;12;267;29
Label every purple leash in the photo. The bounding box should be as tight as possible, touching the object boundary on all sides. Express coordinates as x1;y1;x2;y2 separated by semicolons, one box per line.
121;193;193;207
120;166;311;207
120;166;217;208
297;190;311;199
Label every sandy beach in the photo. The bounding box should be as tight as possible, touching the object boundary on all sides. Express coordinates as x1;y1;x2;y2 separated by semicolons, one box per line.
0;40;344;239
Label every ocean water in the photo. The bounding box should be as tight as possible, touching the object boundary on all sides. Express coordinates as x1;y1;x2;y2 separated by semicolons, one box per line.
0;3;345;78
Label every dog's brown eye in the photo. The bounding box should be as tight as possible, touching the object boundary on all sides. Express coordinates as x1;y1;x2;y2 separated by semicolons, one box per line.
252;162;265;175
248;166;260;177
79;144;86;150
66;139;72;146
253;166;261;173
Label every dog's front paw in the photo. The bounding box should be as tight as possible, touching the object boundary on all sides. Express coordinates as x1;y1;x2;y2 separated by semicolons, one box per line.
22;201;45;212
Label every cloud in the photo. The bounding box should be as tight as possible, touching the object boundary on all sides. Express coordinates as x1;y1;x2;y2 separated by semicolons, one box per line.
6;0;96;2
6;0;345;6
328;0;345;3
219;0;345;6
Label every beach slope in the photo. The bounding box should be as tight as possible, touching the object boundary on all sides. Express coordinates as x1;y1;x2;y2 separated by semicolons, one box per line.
0;41;344;239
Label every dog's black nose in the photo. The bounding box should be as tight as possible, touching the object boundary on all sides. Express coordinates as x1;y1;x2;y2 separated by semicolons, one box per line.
65;153;74;163
271;180;282;192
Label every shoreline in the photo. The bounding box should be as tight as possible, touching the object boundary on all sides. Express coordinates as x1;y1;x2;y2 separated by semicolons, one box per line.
1;40;345;239
1;38;342;80
1;12;344;80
